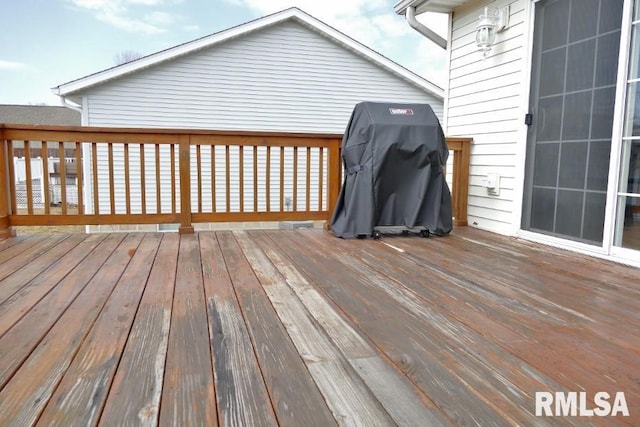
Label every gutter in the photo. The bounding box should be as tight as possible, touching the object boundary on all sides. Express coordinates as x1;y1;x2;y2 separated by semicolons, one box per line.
406;5;447;49
52;87;82;113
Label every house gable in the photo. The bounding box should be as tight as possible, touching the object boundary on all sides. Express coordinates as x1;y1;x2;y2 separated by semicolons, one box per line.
73;18;443;133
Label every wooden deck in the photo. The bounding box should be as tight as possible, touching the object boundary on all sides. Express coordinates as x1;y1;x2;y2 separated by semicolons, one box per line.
0;227;638;426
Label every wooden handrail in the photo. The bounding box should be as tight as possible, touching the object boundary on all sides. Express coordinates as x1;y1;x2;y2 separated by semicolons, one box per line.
0;123;471;234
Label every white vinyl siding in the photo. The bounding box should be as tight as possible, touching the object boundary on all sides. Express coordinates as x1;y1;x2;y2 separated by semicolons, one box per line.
82;21;442;132
445;0;528;234
76;20;442;217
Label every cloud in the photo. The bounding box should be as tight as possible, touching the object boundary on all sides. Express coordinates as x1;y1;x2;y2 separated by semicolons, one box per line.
0;60;30;70
68;0;180;34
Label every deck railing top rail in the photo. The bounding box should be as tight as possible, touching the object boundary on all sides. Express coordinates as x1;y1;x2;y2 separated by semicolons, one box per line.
0;124;471;236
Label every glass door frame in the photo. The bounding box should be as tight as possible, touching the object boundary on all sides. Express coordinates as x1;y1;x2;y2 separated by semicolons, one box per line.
606;0;640;262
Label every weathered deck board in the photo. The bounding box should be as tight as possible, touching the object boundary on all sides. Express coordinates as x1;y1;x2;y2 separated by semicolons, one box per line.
0;227;638;426
200;232;276;427
99;233;179;426
36;233;161;426
0;233;144;426
0;234;125;389
246;231;450;427
223;231;338;427
0;233;107;336
159;233;217;427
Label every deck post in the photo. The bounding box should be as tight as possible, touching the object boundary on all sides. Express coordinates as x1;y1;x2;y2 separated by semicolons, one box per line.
326;137;342;227
448;137;472;227
0;125;14;238
178;135;194;234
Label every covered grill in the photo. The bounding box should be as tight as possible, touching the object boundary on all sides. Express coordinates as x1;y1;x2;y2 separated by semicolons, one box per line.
330;102;452;238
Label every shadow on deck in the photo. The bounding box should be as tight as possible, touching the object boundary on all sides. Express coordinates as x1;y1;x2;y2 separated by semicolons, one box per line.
0;227;638;426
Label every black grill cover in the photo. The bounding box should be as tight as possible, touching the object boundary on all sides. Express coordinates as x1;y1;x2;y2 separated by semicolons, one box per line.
330;102;452;238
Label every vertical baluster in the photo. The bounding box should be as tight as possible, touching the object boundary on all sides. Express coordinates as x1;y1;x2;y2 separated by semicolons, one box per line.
170;143;176;214
306;146;311;212
319;147;324;212
279;146;284;212
196;144;202;213
253;146;258;212
266;146;271;212
108;142;115;214
155;144;161;214
140;144;146;215
124;143;131;215
92;143;99;214
59;142;68;215
225;145;230;213
239;145;244;213
293;147;298;211
41;141;50;214
75;142;83;215
211;145;216;213
24;140;33;215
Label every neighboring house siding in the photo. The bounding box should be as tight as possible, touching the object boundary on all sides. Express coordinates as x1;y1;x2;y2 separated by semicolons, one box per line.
75;20;442;218
446;0;527;234
82;21;442;131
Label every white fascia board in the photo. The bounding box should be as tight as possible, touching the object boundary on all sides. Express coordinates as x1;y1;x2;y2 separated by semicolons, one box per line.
52;7;443;100
394;0;427;14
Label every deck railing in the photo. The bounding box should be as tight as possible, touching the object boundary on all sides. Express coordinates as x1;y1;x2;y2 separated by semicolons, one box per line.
0;124;471;236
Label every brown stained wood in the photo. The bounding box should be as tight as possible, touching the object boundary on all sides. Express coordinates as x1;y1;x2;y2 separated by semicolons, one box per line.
139;144;146;215
0;234;39;263
199;232;277;427
0;234;70;287
239;145;244;213
24;140;33;215
225;145;231;213
247;231;450;427
253;146;258;212
222;231;337;427
170;144;176;214
293;147;298;211
100;233;179;426
92;142;99;214
229;231;394;426
0;234;144;426
296;231;562;426
279;146;284;212
327;138;341;219
266;146;271;212
265;230;506;426
155;144;161;214
75;142;84;215
212;145;217;213
7;140;17;217
319;147;324;212
178;137;193;234
305;147;311;212
0;234;106;337
107;142;115;214
159;234;216;427
36;233;161;426
9;212;181;226
0;234;124;389
0;137;10;224
41;141;50;214
196;144;202;213
124;143;131;215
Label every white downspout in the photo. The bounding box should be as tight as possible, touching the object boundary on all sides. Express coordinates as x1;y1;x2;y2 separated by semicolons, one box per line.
59;95;83;113
406;6;447;49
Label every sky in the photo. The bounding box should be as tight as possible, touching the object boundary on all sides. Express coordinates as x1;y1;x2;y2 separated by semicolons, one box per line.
0;0;448;106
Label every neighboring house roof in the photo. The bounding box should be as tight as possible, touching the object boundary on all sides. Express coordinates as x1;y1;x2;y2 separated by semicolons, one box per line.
53;7;443;100
0;105;80;126
394;0;467;14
